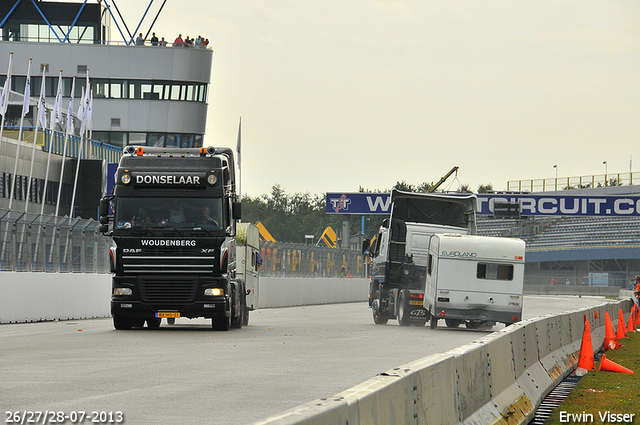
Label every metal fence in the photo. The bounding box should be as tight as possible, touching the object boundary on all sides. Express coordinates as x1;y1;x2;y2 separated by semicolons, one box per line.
0;209;111;273
259;241;367;278
0;210;367;277
506;171;639;192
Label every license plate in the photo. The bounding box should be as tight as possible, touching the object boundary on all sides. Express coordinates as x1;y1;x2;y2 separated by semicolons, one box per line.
409;301;423;306
156;312;180;318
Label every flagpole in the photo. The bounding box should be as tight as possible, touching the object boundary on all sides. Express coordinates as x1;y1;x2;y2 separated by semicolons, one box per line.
55;76;75;216
41;70;63;215
25;66;47;213
70;73;89;218
236;116;241;200
8;58;32;210
0;52;13;152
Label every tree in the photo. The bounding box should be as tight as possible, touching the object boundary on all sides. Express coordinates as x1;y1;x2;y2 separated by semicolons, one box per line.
477;183;493;193
393;180;415;192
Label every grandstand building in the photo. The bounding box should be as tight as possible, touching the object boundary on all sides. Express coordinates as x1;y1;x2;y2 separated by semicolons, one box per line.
0;1;212;218
477;185;640;289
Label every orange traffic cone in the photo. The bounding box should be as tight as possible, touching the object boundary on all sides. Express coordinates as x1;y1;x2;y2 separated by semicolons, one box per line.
598;354;634;374
627;314;636;333
604;311;619;350
576;320;594;375
617;309;627;339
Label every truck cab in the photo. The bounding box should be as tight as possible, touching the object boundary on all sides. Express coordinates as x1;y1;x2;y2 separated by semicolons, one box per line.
363;189;477;326
100;146;244;331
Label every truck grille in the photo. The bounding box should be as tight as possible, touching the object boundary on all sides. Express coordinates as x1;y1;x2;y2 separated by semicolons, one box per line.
139;278;198;303
122;255;215;274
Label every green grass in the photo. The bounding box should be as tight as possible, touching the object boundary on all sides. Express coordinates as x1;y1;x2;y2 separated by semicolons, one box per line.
544;330;640;424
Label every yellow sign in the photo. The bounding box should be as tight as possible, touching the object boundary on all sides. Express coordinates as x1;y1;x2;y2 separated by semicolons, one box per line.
319;226;337;248
155;312;180;318
256;221;276;242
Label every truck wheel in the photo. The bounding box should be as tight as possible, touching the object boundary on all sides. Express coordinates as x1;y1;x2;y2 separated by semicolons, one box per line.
131;319;145;328
113;316;132;330
231;284;244;329
242;308;250;326
231;308;243;329
146;318;161;329
372;289;389;325
429;315;438;329
212;314;231;331
397;290;410;327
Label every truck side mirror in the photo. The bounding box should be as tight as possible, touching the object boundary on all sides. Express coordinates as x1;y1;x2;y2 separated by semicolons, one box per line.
362;238;370;255
233;201;241;220
99;197;111;218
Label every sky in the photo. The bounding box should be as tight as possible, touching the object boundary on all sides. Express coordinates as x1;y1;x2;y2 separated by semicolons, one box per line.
116;1;640;198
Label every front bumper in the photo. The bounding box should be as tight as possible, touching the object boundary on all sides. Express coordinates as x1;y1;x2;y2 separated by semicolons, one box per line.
111;297;229;319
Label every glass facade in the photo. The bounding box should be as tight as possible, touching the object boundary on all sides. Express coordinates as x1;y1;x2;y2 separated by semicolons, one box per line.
91;131;204;149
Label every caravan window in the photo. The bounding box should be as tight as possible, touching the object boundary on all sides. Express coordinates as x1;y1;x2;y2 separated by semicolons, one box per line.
477;263;514;281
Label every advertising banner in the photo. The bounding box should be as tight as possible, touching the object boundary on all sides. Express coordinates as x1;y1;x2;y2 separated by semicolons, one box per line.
326;192;640;217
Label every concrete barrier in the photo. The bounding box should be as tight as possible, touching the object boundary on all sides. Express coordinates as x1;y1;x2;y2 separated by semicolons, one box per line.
0;273;369;323
252;299;634;425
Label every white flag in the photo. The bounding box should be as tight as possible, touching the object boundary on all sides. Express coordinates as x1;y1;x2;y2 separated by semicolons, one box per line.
66;92;74;135
37;71;46;127
79;83;90;134
21;68;30;118
77;85;84;122
50;71;63;130
0;53;13;117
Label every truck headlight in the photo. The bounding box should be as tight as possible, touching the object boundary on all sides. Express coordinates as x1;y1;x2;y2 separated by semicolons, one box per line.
121;173;131;184
205;288;224;296
114;288;132;296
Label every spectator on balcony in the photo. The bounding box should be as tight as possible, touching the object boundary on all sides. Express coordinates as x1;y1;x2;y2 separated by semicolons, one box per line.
150;32;159;46
173;34;183;47
135;33;144;45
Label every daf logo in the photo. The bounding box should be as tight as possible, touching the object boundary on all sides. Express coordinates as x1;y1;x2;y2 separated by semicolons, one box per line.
123;248;142;253
201;248;215;254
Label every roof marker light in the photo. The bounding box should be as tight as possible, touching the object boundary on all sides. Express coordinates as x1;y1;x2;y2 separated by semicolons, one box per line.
136;146;144;156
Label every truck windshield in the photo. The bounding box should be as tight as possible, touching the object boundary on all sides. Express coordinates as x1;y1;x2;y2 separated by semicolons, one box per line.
115;197;224;231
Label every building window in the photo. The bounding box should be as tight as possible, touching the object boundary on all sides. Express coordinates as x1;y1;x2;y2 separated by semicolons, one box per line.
110;81;124;98
129;133;146;145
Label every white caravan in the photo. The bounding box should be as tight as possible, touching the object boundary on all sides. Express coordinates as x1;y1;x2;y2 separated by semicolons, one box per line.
424;233;525;330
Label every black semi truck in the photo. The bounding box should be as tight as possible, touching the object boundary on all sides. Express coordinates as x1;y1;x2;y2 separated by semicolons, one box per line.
99;145;245;331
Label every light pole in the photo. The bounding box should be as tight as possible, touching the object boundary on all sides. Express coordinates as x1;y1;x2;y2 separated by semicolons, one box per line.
553;165;558;190
603;161;608;186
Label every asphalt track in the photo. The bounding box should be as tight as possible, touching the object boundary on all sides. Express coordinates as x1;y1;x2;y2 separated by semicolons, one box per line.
1;295;607;425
